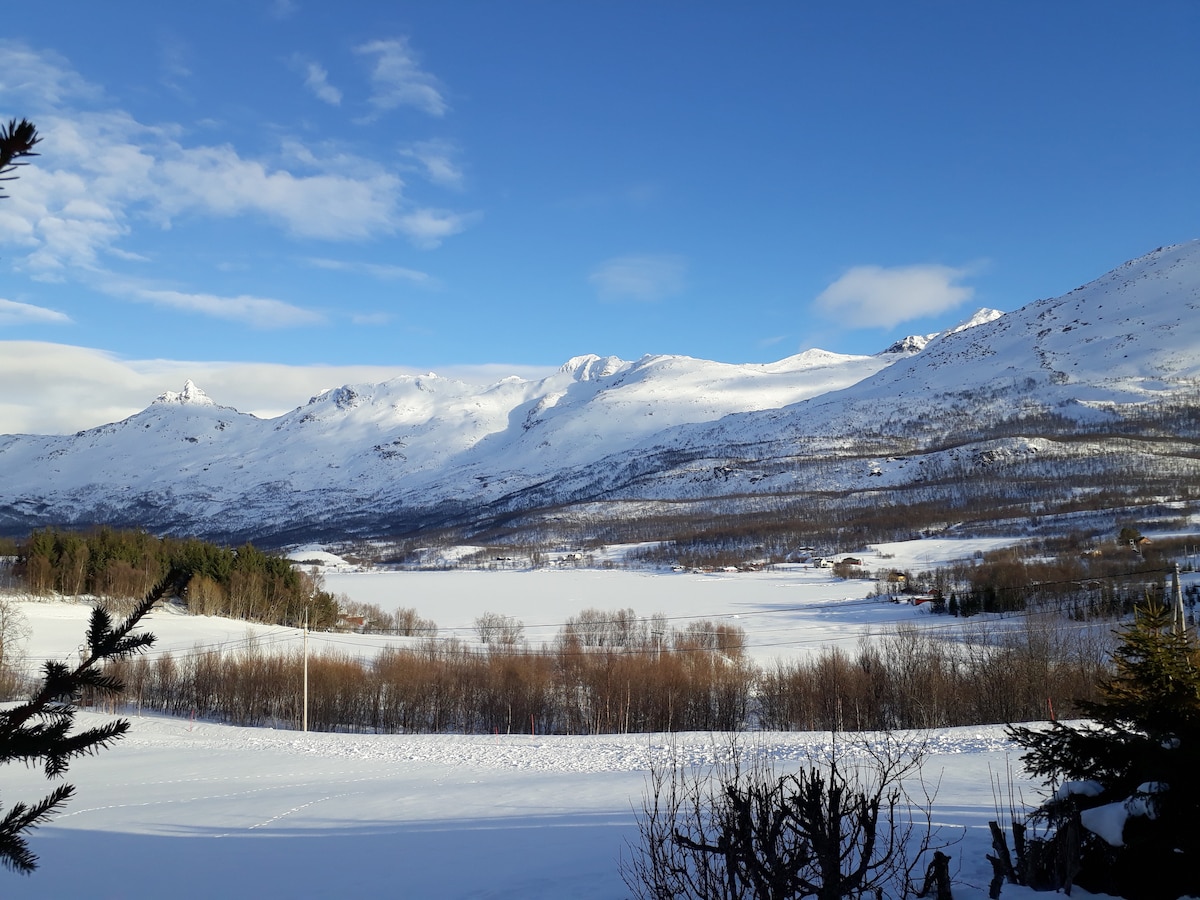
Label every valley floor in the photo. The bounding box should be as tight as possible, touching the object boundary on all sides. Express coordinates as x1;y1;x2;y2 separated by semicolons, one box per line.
2;540;1126;897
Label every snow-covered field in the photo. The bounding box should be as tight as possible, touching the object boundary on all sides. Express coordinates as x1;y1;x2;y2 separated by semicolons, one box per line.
3;538;1105;898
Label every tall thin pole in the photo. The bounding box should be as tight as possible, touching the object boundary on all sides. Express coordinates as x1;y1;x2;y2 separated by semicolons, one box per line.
302;609;309;732
1174;563;1187;638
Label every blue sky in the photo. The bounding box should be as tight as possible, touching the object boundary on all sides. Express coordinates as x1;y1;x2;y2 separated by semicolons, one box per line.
2;1;1198;433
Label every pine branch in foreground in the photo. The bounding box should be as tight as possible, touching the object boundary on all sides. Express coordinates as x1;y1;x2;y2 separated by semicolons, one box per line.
0;784;73;875
0;118;40;199
0;568;187;873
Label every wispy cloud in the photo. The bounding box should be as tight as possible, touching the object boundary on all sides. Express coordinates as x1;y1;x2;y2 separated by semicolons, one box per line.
269;0;298;20
0;298;71;325
306;257;433;284
0;40;100;107
398;208;479;249
351;312;393;326
559;182;662;212
399;139;464;189
355;38;447;117
131;288;326;328
157;34;193;87
814;263;975;329
589;254;687;302
300;60;342;106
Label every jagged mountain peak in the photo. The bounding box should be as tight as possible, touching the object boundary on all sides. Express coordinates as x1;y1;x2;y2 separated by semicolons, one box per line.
559;354;628;380
878;309;1003;357
879;334;934;355
153;379;215;407
947;308;1004;334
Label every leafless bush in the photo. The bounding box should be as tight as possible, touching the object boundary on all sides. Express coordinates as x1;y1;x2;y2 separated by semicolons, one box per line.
0;598;31;699
393;606;438;636
564;607;646;649
622;733;957;899
474;611;525;648
758;618;1111;732
674;620;747;658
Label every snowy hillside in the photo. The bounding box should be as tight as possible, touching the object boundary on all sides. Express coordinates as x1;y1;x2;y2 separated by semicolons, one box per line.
2;241;1200;545
529;242;1200;535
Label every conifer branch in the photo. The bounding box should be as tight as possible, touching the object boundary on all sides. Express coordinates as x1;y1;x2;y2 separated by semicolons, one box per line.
0;119;40;199
0;568;188;873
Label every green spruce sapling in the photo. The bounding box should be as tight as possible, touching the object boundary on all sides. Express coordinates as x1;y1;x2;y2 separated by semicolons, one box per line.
1007;602;1200;899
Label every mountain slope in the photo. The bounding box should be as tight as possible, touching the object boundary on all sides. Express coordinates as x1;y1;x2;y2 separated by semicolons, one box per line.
555;242;1200;536
2;241;1199;547
0;344;914;540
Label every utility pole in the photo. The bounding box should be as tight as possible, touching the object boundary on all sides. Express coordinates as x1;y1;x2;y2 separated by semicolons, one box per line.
302;609;309;732
1174;563;1187;638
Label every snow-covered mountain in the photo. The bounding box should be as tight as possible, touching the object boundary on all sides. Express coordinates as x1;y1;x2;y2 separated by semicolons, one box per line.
3;241;1199;545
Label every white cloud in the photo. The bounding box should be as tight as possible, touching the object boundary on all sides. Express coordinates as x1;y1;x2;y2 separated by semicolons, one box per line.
131;288;326;328
0;43;476;285
0;342;166;434
589;254;687;302
355;38;447;117
0;341;558;435
156;143;405;240
0;109;409;277
0;298;71;325
814;263;975;329
302;61;342;106
398;208;479;249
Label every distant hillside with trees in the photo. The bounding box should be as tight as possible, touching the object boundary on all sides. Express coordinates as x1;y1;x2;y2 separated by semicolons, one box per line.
9;527;337;629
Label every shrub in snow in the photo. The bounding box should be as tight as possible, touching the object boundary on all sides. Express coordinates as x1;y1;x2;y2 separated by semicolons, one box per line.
1008;603;1200;899
622;733;958;900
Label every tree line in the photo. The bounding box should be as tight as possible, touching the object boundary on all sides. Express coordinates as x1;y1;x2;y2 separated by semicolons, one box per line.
88;607;1117;736
758;617;1109;731
910;529;1195;621
99;614;754;735
11;527;338;629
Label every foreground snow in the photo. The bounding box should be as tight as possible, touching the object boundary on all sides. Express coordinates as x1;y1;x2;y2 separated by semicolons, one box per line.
3;713;1101;899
